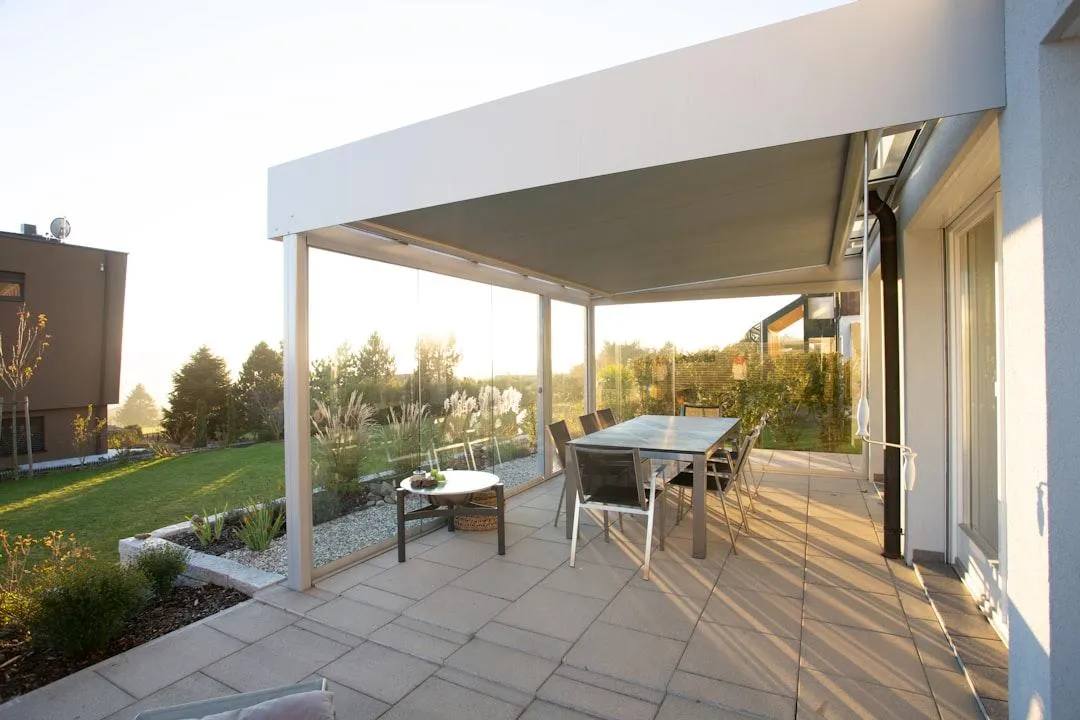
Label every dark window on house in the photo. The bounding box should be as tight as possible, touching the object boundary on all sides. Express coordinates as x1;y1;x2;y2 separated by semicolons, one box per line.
0;415;45;455
0;271;25;301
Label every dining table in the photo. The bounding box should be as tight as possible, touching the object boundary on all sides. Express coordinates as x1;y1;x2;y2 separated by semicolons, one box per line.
566;414;741;559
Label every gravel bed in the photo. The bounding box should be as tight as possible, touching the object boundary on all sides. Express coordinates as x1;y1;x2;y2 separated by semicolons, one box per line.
223;455;540;575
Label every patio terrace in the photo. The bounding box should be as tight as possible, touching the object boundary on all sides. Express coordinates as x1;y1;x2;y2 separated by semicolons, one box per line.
3;451;983;720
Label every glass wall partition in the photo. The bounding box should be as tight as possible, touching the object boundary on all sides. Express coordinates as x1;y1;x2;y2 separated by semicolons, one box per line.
595;293;864;454
551;300;587;440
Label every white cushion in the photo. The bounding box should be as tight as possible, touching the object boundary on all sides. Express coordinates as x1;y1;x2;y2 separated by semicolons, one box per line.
195;690;334;720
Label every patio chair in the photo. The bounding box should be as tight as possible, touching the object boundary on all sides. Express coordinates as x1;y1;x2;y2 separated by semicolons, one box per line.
548;420;572;527
596;407;617;428
579;412;602;435
568;445;667;580
135;678;331;719
669;433;753;552
681;404;722;417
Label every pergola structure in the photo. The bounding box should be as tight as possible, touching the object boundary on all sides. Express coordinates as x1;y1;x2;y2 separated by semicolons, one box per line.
268;0;1004;590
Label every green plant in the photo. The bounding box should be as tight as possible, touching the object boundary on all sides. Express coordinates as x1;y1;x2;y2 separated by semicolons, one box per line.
28;561;149;656
383;402;433;471
194;398;209;448
147;433;176;457
72;404;107;465
1;530;93;630
186;503;229;546
135;544;189;596
312;390;376;484
162;346;231;447
109;425;143;458
235;498;285;551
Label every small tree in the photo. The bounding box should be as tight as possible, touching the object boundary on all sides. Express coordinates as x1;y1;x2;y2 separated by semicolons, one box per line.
235;342;284;441
72;404;107;464
112;384;160;429
0;304;50;474
161;346;231;447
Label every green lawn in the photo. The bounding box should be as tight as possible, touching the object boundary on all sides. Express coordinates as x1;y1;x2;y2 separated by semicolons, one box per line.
0;442;284;561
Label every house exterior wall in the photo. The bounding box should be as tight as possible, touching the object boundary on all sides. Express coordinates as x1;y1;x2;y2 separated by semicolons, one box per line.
1001;1;1080;716
0;231;127;462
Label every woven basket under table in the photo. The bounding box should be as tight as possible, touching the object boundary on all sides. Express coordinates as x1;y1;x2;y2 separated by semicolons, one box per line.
453;489;499;531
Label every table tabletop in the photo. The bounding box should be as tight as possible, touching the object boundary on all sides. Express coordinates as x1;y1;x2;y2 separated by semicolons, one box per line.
567;414;740;457
398;469;501;496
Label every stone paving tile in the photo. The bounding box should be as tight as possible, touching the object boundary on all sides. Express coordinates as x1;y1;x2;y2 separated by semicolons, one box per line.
342;583;417;612
520;699;602;719
599;585;704;641
457;522;538;548
361;558;465;600
306;595;397;638
452;556;551;600
926;667;984;719
679;622;800;697
0;668;134;720
404;585;510;634
253;584;333;613
379;676;522;720
937;611;1000;640
417;537;500;570
506;505;557;527
626;550;725;599
541;561;636;601
804;554;894;595
716;557;805;598
796;668;938;719
981;698;1009;720
302;677;388;720
201;625;349;691
97;623;246;698
503;537;573;570
655;694;762;719
564;621;685;691
446;638;559;694
730;537;805;565
495;585;608;642
802;584;909;636
392;615;473;645
806;534;886;565
965;662;1008;701
555;664;664;705
102;672;236;720
293;617;367;647
952;634;1008;668
205;600;297;643
667;669;795;720
801;620;929;695
314;560;385;593
568;533;645;569
536;674;658;720
530;518;603;544
320;642;437;704
368;618;465;663
701;585;803;639
909;618;962;671
742;517;807;543
897;586;937;620
476;621;573;662
928;590;983;615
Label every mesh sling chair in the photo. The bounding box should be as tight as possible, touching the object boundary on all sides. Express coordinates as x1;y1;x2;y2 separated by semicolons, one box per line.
567;445;667;580
548;420;573;527
681;404;722;417
579;412;602;435
596;408;617;428
669;433;753;552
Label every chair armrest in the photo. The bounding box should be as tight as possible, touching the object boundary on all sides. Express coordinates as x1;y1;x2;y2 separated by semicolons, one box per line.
134;679;328;720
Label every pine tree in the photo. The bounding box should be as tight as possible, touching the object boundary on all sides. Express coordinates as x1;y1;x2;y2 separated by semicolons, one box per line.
112;383;160;429
235;342;284;440
161;347;231;445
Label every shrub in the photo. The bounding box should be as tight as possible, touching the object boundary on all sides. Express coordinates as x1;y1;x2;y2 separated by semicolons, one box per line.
72;404;107;464
29;561;149;656
1;530;93;631
135;544;189;596
109;425;143;458
235;498;285;551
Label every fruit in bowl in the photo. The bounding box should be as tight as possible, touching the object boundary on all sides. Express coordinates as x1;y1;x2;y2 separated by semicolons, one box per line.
410;474;438;489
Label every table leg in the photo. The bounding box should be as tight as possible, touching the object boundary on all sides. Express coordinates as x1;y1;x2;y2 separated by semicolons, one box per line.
396;488;407;563
496;484;506;555
564;468;576;540
692;453;707;559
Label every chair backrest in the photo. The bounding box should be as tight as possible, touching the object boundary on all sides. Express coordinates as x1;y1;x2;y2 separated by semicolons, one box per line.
596;408;616;428
547;420;572;469
726;433;753;480
568;445;647;509
682;404;722;418
579;412;602;435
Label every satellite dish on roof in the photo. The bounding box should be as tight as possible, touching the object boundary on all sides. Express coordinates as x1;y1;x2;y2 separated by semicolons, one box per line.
50;217;71;240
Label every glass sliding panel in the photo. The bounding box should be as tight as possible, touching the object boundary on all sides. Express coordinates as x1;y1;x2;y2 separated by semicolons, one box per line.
551;300;587;439
962;215;999;550
490;286;539;488
307;250;425;572
595;296;863;453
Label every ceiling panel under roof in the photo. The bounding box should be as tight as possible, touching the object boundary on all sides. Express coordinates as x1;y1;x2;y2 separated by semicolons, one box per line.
362;135;847;297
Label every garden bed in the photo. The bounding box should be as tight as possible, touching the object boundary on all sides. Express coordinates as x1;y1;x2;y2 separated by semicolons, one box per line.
0;583;246;702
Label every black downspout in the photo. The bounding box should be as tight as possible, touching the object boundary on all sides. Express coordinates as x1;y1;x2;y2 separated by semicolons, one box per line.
868;190;903;558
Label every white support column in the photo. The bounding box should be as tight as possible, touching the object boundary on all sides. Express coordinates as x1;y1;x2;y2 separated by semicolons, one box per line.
584;303;597;413
867;265;885;480
538;295;553;477
283;233;313;590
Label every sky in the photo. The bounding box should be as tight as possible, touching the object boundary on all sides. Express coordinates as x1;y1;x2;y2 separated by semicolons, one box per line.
0;0;847;407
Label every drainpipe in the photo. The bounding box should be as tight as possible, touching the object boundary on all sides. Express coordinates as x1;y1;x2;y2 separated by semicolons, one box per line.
867;189;902;559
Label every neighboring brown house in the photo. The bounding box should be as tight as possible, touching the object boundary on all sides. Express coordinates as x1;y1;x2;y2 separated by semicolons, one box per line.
0;224;127;463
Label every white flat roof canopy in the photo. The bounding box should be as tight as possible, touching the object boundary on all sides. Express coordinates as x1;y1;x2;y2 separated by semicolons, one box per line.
269;0;1004;304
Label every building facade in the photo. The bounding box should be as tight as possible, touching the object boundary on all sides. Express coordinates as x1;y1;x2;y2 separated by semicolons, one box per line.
0;226;127;464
